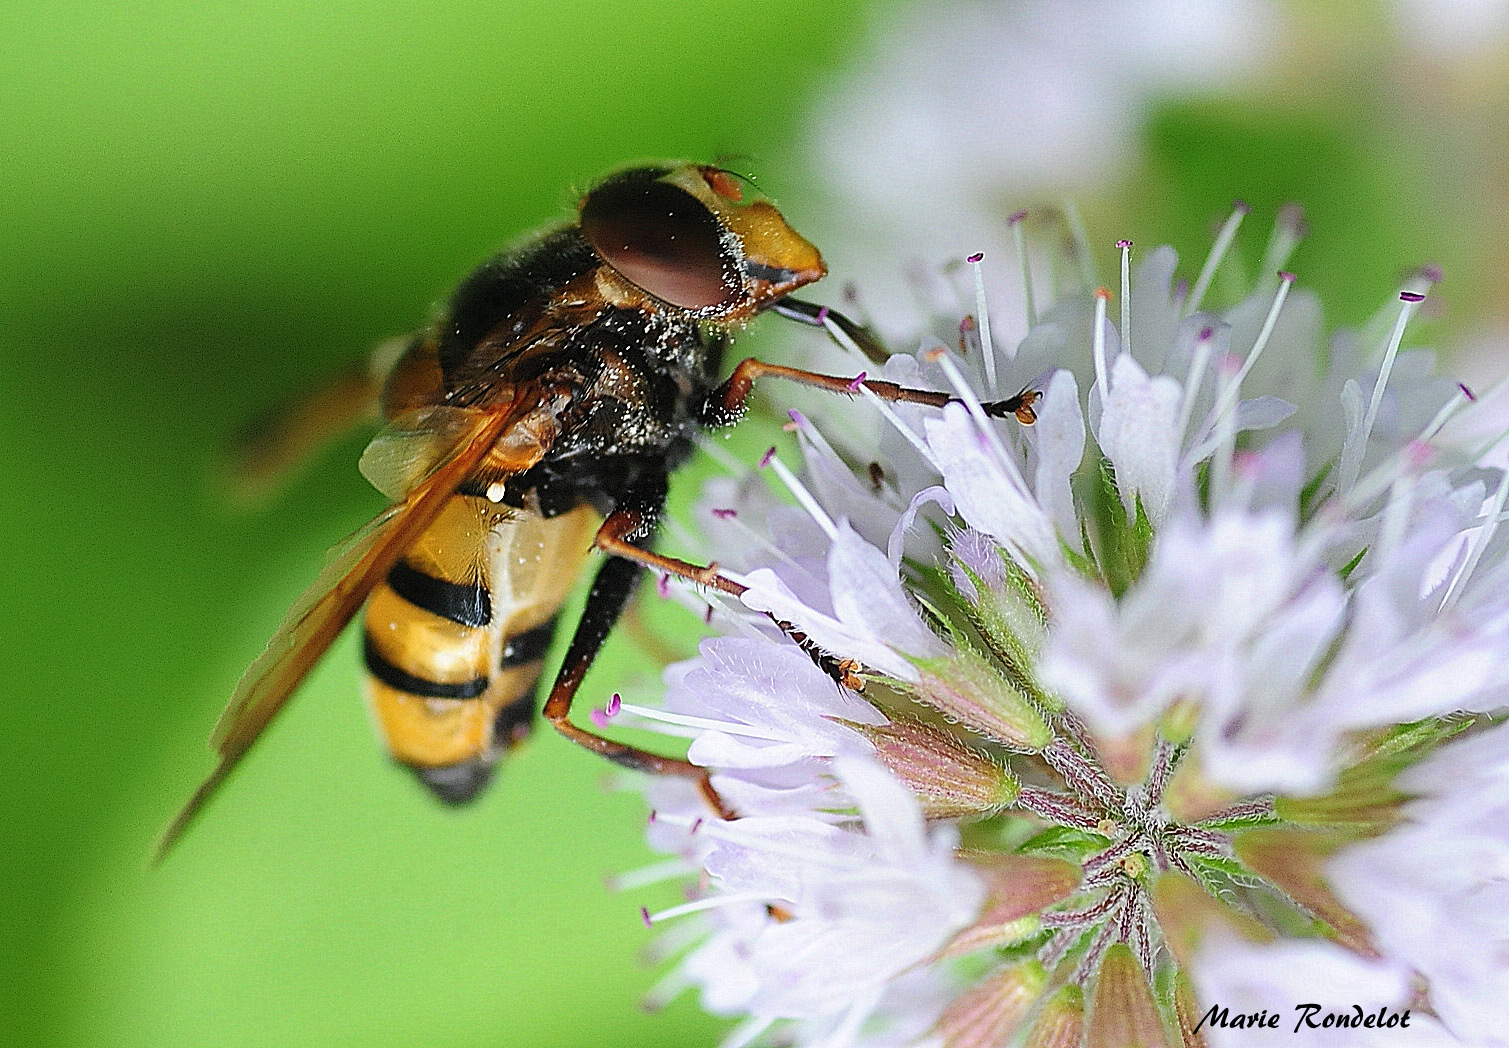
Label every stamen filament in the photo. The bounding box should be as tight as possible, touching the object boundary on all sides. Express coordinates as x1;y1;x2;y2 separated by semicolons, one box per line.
1118;239;1132;360
616;701;796;742
1010;210;1036;327
820;312;874;369
1092;287;1111;400
1439;463;1509;613
1184;201;1249;317
858;385;944;472
765;451;839;540
967;252;1000;390
647;892;784;924
607;859;696;892
1337;293;1425;496
1199;273;1294;446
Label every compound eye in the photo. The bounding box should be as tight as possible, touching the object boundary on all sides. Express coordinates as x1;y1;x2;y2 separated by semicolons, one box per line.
581;179;734;309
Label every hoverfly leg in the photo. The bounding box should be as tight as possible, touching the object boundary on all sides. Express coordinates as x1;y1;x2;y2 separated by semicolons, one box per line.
541;492;737;821
702;357;951;428
594;503;867;694
704;355;1036;427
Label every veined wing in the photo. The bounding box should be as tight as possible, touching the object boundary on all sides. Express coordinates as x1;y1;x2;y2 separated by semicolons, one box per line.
155;401;523;862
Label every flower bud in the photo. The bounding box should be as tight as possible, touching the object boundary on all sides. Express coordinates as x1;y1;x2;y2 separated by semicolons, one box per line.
852;717;1019;819
935;961;1045;1048
1087;943;1167;1048
913;646;1053;750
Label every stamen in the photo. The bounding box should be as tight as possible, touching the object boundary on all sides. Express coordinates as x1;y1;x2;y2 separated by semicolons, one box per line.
1258;203;1306;280
615;700;795;742
764;451;839;540
1200;272;1294;445
1209;353;1242;500
1419;383;1473;442
858;384;944;473
1439;463;1509;613
606;858;694;892
820;311;873;369
1117;239;1132;360
646;891;783;924
1173;326;1215;451
642;965;693;1012
712;511;813;578
1064;199;1096;291
1009;209;1036;327
966;252;1000;391
1336;291;1425;496
694;433;748;475
1092;287;1111;400
931;350;1032;495
1184;200;1249;317
721;1015;777;1048
788;409;846;469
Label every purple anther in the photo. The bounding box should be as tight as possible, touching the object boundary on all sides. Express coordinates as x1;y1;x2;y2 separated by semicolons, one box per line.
1460;382;1477;401
657;572;671;599
1116;238;1132;249
703;604;714;624
1233;198;1251;214
1008;209;1027;225
966;252;984;264
1198;326;1214;341
845;372;867;392
1419;263;1444;284
607;692;622;717
759;446;777;469
640;906;653;928
711;507;737;519
690;818;703;834
1278;271;1296;283
1400;291;1426;303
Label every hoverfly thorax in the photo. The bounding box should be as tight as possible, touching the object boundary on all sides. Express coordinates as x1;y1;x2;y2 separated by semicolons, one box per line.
579;164;825;321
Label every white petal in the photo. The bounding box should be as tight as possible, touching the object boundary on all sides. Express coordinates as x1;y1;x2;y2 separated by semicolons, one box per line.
924;403;1061;569
1097;351;1184;523
1031;368;1086;542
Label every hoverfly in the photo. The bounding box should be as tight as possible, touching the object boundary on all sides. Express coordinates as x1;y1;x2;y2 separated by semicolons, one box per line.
157;162;1036;859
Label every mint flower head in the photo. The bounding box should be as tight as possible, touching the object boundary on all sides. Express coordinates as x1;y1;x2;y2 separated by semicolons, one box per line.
606;211;1509;1047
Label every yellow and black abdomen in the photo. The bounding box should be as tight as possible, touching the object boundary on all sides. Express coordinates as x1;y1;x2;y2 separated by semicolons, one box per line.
362;495;598;802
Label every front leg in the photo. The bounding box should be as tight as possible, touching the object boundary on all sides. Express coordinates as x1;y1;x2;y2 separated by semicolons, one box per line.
704;304;1038;427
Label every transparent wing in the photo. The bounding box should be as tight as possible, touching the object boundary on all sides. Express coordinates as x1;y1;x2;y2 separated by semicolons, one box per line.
220;337;409;508
155;401;520;862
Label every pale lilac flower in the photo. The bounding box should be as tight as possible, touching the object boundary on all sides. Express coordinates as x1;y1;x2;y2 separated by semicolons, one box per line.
611;210;1509;1047
1330;721;1509;1047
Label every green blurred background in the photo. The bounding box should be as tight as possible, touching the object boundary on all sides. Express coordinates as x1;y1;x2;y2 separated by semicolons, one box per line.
5;1;1509;1046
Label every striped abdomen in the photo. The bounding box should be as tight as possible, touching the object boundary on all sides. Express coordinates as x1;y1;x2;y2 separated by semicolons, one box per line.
362;495;598;802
